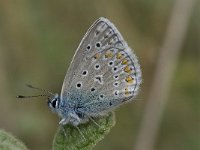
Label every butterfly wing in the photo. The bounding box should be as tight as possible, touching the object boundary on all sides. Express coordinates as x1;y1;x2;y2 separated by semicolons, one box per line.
61;17;142;116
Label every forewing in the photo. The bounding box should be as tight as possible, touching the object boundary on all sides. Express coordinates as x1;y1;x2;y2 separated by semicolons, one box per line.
61;17;142;116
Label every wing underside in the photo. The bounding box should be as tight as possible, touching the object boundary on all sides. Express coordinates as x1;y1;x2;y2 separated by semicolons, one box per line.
61;17;142;115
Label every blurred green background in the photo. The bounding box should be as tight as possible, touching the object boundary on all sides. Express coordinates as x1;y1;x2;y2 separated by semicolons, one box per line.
0;0;199;150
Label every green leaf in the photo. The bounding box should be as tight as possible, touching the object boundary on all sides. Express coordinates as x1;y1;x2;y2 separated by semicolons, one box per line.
53;113;115;150
0;130;28;150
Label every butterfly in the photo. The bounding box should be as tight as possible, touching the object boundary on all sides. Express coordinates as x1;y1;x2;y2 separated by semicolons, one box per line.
18;17;142;128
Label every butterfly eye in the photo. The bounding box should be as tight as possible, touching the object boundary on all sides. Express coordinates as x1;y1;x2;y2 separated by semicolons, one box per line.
51;99;57;108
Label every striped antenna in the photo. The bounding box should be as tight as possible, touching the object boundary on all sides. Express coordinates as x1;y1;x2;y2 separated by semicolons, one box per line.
25;84;55;96
16;94;48;99
16;84;54;99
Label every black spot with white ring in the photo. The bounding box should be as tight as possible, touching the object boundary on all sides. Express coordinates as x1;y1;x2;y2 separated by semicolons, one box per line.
82;70;88;76
91;87;96;92
113;82;119;87
99;94;104;99
114;75;119;80
94;64;100;70
76;82;82;89
112;66;118;72
108;61;114;67
86;44;91;51
114;91;119;96
95;42;101;48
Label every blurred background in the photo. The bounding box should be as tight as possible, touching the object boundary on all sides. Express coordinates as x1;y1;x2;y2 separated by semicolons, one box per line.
0;0;199;150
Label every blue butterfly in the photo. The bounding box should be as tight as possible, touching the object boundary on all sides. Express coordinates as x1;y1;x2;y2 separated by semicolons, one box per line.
18;17;142;129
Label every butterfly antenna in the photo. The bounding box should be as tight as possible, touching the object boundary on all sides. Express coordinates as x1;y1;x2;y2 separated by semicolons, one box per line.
16;94;48;99
25;84;55;96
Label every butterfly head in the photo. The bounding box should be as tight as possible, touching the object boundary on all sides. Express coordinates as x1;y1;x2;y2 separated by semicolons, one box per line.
48;93;60;112
17;84;63;115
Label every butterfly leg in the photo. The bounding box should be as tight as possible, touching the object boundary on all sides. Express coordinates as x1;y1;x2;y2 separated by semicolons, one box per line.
75;126;86;141
87;115;106;132
61;125;67;137
87;116;101;128
59;118;69;125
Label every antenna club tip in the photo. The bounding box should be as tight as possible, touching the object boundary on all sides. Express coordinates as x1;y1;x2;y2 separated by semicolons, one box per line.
16;95;24;98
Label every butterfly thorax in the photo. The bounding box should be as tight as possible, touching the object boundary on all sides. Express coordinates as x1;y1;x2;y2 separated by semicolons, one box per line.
48;94;88;126
59;102;89;126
